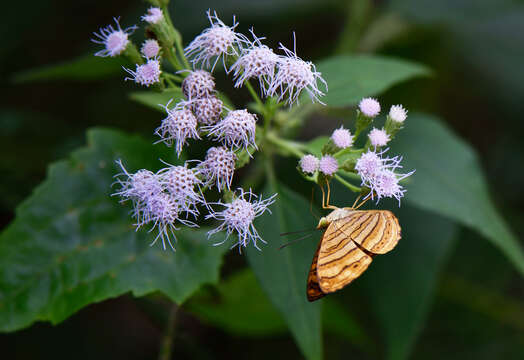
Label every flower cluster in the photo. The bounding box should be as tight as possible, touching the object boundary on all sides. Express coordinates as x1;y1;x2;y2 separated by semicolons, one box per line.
297;98;414;205
184;13;326;105
93;8;289;251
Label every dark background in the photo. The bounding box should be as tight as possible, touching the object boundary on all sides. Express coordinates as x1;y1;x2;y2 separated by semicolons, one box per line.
1;0;523;359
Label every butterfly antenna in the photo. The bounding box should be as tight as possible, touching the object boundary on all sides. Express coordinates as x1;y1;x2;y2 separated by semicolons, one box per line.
279;232;315;250
280;228;317;236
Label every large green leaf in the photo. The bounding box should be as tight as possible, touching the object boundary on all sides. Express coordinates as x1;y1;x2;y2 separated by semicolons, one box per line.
247;184;323;360
12;55;128;83
315;55;430;107
356;205;457;360
0;128;227;332
395;113;524;275
186;268;370;349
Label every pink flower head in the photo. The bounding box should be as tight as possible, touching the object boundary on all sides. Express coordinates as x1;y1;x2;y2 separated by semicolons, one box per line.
268;35;327;105
299;154;319;174
319;155;338;176
141;7;163;24
181;70;215;100
141;39;160;59
231;30;279;95
155;100;200;156
355;149;414;205
157;162;204;213
113;160;163;203
359;97;381;118
184;10;248;72
197;146;237;191
205;109;257;153
206;188;277;251
191;95;223;125
92;18;137;57
389;104;408;123
331;127;353;149
124;58;161;87
368;127;390;148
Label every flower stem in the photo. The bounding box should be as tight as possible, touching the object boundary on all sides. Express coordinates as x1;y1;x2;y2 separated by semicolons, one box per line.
334;174;361;193
266;132;307;158
158;302;178;360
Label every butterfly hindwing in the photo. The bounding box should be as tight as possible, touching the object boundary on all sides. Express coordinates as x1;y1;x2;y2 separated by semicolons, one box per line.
317;221;373;294
306;240;326;302
335;210;401;255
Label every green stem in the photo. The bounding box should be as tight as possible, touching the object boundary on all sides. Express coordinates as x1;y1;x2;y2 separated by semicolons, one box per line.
334;174;361;192
158;303;178;360
162;5;190;70
266;132;307;158
245;81;265;113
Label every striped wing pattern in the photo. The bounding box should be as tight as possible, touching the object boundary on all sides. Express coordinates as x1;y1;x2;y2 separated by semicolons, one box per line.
306;210;402;301
306;240;326;301
335;210;401;254
317;221;373;294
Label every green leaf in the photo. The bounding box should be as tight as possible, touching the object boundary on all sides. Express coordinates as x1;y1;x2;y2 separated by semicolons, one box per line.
185;269;288;336
130;89;234;111
0;128;227;332
356;205;457;360
395;113;524;275
316;55;431;107
12;55;128;83
247;184;322;360
186;268;370;349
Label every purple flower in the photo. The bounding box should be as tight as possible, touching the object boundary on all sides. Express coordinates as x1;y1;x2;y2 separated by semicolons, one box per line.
331;127;353;149
155;100;200;156
181;70;215;100
92;17;137;57
319;155;338;176
359;97;381;118
299;154;319;174
389;104;408;123
206;188;276;251
141;7;163;24
184;10;248;72
141;39;160;59
196;146;237;191
124;58;161;87
368;128;390;148
205;109;257;152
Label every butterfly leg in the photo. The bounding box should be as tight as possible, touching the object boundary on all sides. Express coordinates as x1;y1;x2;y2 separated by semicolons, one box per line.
323;179;338;210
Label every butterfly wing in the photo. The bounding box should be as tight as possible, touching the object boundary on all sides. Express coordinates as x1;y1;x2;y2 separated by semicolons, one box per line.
334;210;401;254
306;240;326;302
317;221;373;294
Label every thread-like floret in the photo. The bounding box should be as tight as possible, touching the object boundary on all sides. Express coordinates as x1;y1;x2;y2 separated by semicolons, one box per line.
299;155;319;174
206;188;276;251
124;58;161;87
331;127;353;149
141;39;160;59
205;109;257;152
197;146;236;191
141;7;163;24
157;163;203;213
184;10;248;72
389;104;408;123
155;100;200;156
191;95;223;125
268;38;326;105
359;97;381;118
368;128;390;148
231;31;279;95
92;18;137;57
319;155;338;176
181;70;215;100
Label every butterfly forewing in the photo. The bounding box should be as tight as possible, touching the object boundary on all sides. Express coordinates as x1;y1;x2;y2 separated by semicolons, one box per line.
316;221;373;294
335;210;401;254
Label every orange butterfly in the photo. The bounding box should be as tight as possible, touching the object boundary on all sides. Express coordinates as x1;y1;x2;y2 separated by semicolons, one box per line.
307;183;401;302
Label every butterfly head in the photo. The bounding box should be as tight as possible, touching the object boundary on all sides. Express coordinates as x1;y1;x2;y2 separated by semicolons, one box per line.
316;207;356;229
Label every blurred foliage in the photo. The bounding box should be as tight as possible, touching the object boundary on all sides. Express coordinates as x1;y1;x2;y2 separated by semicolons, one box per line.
1;0;523;359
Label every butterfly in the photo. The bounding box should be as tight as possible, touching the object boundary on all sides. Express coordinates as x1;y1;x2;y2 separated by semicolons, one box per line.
306;184;402;302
